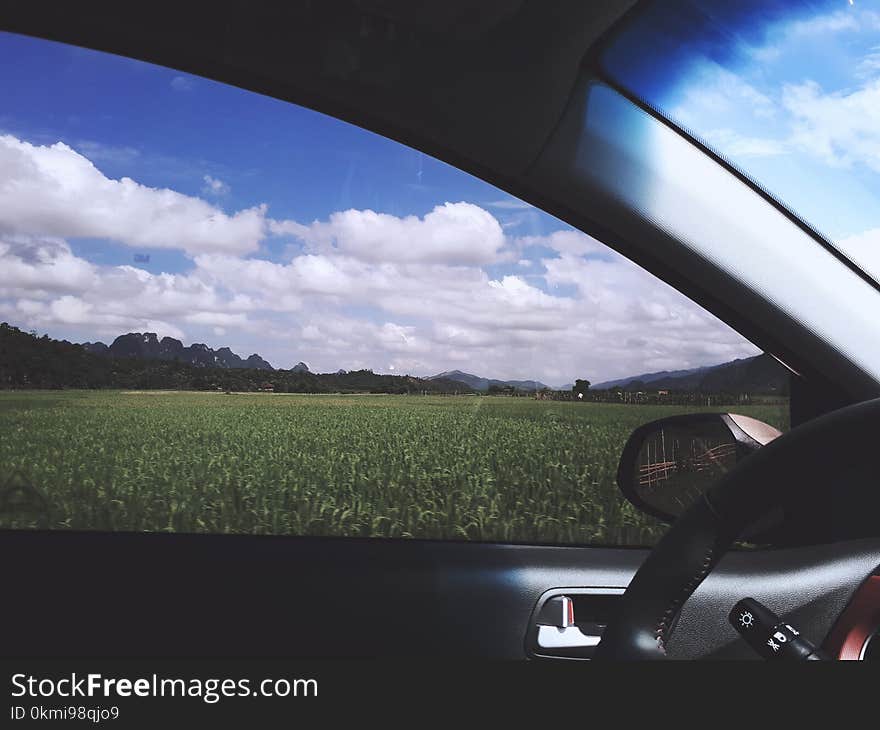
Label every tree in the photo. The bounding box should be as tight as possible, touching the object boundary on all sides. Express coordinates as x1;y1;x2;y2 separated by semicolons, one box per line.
488;384;515;396
572;379;591;400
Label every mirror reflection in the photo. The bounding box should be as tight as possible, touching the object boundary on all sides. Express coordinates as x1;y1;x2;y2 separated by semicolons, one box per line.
632;419;737;516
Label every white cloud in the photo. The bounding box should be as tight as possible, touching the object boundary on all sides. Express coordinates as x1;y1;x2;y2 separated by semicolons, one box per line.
702;129;787;159
484;198;534;210
0;235;98;298
516;230;607;257
671;64;777;126
1;225;755;383
0;134;267;256
788;11;860;36
0;236;243;341
671;8;880;178
856;45;880;79
0;138;758;383
195;240;751;381
538;254;757;381
74;140;140;165
184;311;248;327
201;174;230;196
837;227;880;281
744;9;880;63
288;202;506;265
782;78;880;172
170;76;194;92
36;293;185;341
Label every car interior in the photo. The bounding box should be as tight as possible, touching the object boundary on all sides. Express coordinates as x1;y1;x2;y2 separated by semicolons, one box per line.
2;0;880;661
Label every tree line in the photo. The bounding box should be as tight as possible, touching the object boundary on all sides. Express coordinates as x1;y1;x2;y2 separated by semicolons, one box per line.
0;323;470;394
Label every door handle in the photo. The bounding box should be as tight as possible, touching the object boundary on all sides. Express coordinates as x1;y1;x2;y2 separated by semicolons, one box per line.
536;625;602;649
528;588;625;659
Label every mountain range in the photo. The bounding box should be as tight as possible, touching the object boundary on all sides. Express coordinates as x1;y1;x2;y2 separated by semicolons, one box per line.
83;332;279;371
0;322;469;394
430;354;788;395
592;364;716;390
591;354;789;394
428;370;551;392
9;325;788;395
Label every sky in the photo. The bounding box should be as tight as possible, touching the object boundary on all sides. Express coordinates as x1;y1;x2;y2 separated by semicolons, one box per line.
604;0;880;282
0;29;766;386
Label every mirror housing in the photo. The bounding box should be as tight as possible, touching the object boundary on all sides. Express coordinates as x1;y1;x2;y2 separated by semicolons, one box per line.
617;413;781;523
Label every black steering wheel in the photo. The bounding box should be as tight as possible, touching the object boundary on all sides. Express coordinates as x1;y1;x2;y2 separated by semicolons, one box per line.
594;397;880;660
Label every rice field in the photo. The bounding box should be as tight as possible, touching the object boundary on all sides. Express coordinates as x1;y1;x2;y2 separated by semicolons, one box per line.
0;391;789;545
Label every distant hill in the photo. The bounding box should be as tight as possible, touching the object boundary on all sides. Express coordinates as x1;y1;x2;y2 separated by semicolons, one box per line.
593;354;789;395
592;365;713;390
429;369;550;392
0;323;470;394
83;332;274;370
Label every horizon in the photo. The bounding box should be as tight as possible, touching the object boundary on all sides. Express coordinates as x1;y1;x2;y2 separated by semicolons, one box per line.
5;321;756;389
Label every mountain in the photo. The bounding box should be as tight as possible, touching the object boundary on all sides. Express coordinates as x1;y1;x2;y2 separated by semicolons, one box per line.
592;365;714;390
0;322;471;394
83;332;274;370
593;354;788;395
82;341;109;356
429;369;550;392
429;370;491;390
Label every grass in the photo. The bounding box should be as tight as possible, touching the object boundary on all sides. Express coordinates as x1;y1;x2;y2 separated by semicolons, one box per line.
0;391;789;545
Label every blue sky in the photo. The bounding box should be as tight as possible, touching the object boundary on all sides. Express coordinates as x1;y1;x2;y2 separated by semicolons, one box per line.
0;32;550;261
604;0;880;279
0;29;764;384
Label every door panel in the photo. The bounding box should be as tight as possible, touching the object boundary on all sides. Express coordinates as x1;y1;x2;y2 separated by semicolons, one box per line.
3;530;878;659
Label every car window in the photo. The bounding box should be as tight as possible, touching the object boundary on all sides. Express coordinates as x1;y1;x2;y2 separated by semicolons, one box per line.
0;31;789;546
600;0;880;285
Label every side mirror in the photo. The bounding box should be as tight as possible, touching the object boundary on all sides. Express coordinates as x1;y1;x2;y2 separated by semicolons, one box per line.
617;413;781;523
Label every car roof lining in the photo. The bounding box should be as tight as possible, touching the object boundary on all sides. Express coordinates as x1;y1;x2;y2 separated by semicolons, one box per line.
0;0;637;181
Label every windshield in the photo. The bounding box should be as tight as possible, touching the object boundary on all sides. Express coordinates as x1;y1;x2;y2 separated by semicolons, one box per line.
601;0;880;285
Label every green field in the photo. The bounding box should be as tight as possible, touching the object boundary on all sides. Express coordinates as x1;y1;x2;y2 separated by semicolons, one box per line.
0;391;789;545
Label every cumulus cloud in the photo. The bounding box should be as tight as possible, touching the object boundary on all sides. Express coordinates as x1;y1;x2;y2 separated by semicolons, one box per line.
201;174;230;196
0;234;244;341
0;137;758;383
537;253;758;380
284;202;506;265
190;237;749;381
8;292;185;342
0;235;97;297
0;134;267;256
782;78;880;172
516;230;608;257
666;6;880;179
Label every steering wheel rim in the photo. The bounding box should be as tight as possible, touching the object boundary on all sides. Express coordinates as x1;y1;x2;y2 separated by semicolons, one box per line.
594;397;880;660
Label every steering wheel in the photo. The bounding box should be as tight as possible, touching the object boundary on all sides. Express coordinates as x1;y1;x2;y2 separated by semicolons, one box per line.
594;397;880;660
